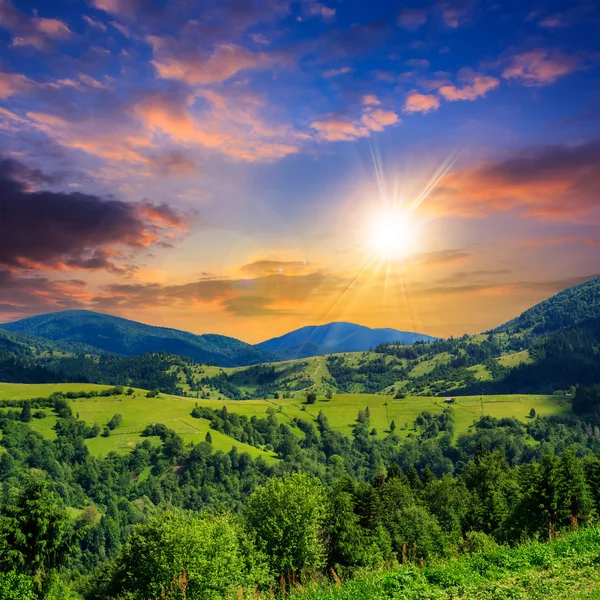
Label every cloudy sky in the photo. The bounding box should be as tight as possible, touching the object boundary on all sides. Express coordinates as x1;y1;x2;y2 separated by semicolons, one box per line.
1;0;599;343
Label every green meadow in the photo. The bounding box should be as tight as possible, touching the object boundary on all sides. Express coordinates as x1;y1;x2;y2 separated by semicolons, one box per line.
0;382;572;458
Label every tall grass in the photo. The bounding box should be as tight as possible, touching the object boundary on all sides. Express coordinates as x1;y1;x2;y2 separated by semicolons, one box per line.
228;526;600;600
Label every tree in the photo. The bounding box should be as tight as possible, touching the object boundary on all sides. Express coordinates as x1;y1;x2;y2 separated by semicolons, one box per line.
0;476;76;595
390;420;396;432
305;391;317;405
205;431;213;444
106;511;268;600
19;402;32;423
325;390;333;401
87;422;101;438
107;414;122;430
529;408;537;418
244;473;326;578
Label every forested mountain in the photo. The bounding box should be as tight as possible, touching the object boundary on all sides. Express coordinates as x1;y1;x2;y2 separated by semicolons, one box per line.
0;310;274;367
496;275;600;336
257;321;435;357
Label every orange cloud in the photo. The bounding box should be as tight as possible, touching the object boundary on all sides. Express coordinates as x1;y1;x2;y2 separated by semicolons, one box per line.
403;92;440;114
312;107;398;141
439;69;500;101
502;49;580;86
428;139;600;220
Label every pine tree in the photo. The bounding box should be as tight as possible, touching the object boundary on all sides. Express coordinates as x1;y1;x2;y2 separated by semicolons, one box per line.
205;431;213;444
19;402;32;423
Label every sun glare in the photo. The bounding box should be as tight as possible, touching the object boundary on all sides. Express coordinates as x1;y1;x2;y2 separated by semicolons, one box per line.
368;210;416;260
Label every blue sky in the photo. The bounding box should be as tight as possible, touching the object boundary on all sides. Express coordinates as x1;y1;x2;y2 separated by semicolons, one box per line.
0;0;599;341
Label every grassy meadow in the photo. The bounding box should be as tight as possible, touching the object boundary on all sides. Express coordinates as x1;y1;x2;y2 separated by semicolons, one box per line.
0;382;572;458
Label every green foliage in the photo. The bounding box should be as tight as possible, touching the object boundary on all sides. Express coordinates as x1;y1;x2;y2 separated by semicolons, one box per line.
244;473;327;577
103;511;268;600
0;570;35;600
305;391;317;404
0;476;75;596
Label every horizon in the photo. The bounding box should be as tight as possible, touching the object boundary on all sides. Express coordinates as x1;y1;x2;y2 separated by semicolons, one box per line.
1;0;600;344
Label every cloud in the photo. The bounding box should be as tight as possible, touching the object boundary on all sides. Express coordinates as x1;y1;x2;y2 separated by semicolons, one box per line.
502;49;581;86
134;88;302;161
403;92;440;114
413;249;472;269
0;0;72;49
429;138;600;220
148;36;281;85
439;69;500;101
311;107;399;141
520;236;600;247
240;259;310;276
361;94;381;106
436;1;475;28
323;66;352;78
83;15;107;31
398;8;428;30
0;157;190;273
92;270;345;317
302;0;335;20
0;269;90;321
0;72;36;98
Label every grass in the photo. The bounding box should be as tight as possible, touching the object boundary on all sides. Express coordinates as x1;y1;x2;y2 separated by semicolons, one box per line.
254;526;600;600
1;383;572;457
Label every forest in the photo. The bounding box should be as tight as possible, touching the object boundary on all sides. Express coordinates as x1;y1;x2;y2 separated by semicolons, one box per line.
1;384;600;598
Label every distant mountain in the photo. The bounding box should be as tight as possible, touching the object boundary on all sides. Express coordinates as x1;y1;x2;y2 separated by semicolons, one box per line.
0;310;273;367
496;275;600;336
257;322;436;358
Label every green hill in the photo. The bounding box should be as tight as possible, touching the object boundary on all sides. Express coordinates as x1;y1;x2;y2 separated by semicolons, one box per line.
496;275;600;336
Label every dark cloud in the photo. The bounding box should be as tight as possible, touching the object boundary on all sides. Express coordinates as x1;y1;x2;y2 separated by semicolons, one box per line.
0;157;189;272
431;138;600;220
0;269;88;321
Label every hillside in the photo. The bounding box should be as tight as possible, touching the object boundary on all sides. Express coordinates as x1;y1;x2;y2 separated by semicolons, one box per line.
0;310;274;367
497;275;600;336
258;321;435;358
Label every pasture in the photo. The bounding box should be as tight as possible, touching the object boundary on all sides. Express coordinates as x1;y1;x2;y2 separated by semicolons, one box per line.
0;382;572;458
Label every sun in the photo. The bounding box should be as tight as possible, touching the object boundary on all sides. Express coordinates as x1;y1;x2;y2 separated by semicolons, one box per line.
368;210;416;260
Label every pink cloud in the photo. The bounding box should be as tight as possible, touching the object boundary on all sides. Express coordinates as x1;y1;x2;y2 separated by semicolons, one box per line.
148;37;281;85
503;49;580;86
311;107;398;141
397;8;428;30
362;94;381;106
0;1;72;49
439;69;500;101
403;92;440;114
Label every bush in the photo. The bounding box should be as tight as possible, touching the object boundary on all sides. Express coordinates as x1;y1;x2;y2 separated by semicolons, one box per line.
105;511;269;600
244;473;327;577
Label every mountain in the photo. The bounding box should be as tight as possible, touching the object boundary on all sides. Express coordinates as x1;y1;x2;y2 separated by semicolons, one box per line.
257;322;436;358
0;310;273;367
496;275;600;336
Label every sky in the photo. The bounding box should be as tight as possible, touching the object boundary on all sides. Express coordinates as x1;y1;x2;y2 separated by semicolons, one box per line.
1;0;600;343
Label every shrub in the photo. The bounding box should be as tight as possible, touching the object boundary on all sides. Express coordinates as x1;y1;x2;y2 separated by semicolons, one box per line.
105;511;268;600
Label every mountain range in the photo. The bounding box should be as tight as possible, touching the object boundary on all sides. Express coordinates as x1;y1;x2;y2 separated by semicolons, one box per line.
0;311;434;366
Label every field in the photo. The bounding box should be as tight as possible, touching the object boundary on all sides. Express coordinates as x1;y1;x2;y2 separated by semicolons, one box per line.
0;382;572;458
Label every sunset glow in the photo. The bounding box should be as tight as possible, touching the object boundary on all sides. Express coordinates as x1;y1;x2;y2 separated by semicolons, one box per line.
0;0;598;342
